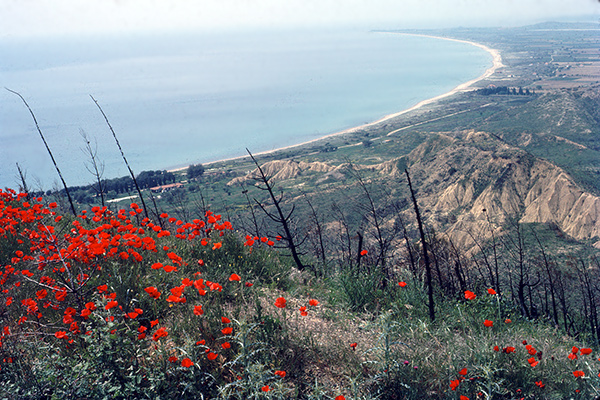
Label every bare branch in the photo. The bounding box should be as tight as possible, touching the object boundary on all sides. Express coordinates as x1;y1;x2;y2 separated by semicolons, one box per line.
6;88;77;215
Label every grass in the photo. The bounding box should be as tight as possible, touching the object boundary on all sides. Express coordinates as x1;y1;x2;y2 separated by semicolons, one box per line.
2;189;600;400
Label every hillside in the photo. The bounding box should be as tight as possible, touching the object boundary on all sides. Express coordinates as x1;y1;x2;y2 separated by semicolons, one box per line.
4;22;600;399
226;128;600;251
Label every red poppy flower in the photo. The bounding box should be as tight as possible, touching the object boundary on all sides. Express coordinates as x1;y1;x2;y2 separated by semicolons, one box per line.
221;317;231;324
503;346;516;353
335;396;345;400
460;396;469;400
221;342;231;349
350;342;358;350
493;345;499;352
168;356;178;363
274;297;287;308
181;358;193;368
221;327;233;335
398;281;407;287
105;300;118;310
464;290;476;300
54;331;68;339
535;380;545;388
261;386;270;392
487;288;497;295
193;305;204;316
163;265;176;273
573;370;585;378
152;327;168;341
524;344;535;354
568;352;578;360
458;368;467;376
450;379;460;390
360;250;368;256
245;282;253;287
299;306;308;316
144;287;161;299
581;348;592;355
483;319;493;327
309;299;319;306
505;319;512;324
229;273;241;281
274;370;286;378
207;352;218;360
528;357;539;367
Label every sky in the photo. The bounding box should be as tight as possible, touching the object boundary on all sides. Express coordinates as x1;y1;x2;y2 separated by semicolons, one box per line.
0;0;598;39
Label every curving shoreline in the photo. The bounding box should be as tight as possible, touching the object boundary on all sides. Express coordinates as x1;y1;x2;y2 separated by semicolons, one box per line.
186;34;504;169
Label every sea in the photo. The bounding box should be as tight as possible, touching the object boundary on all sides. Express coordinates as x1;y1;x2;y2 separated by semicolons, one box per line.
0;29;492;190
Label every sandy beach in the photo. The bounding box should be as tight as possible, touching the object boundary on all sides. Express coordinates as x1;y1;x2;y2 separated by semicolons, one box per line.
182;33;504;170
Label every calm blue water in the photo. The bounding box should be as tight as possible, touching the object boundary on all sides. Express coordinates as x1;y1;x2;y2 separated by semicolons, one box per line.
0;30;491;189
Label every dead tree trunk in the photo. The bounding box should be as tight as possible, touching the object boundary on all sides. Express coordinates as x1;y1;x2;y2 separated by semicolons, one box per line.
247;149;305;271
405;169;435;322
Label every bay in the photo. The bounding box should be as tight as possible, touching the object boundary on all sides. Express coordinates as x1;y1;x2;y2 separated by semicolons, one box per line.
0;29;491;190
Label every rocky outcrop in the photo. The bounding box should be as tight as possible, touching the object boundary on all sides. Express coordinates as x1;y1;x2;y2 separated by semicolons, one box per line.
404;131;600;245
227;160;335;185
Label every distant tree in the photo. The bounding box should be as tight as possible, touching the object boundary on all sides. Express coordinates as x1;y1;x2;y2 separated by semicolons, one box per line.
80;129;106;207
518;87;524;95
187;164;205;180
16;163;29;198
136;170;156;189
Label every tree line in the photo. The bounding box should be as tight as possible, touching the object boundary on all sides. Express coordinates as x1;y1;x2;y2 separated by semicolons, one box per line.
476;86;535;96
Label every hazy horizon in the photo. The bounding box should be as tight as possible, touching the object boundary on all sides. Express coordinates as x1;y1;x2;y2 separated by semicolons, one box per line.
0;0;598;39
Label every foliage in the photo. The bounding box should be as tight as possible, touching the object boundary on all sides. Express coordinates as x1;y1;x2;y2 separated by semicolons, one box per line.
2;188;600;400
188;164;205;180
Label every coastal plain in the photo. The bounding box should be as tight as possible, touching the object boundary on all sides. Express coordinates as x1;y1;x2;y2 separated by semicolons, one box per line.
50;22;600;255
